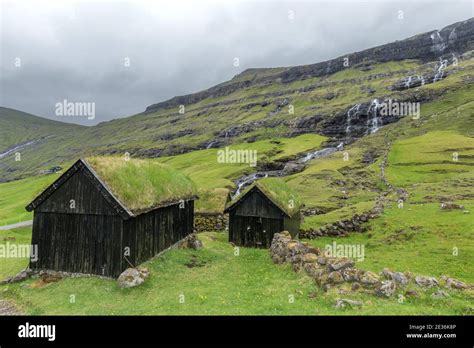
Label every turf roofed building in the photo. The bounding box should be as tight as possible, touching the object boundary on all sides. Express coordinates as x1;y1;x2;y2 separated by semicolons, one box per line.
224;178;302;248
25;157;197;278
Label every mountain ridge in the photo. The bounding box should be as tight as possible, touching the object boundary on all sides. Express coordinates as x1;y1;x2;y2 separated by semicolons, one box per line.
144;17;474;114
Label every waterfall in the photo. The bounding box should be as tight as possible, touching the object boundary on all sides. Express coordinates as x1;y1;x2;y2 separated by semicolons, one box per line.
430;30;446;52
233;172;268;198
346;104;360;136
206;141;217;149
433;59;448;82
367;99;381;134
404;76;412;88
418;75;425;86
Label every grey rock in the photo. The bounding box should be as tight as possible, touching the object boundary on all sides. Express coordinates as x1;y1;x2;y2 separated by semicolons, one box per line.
431;290;450;299
117;268;149;289
335;298;363;308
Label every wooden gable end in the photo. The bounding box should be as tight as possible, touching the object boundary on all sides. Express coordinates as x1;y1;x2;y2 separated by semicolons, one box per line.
233;188;284;219
34;167;118;216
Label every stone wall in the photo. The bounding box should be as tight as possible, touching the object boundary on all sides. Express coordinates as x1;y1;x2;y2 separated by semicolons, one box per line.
299;207;382;239
270;231;472;302
194;212;228;232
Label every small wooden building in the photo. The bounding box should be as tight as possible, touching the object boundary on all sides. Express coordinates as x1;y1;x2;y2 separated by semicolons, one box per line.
26;157;197;278
224;178;302;248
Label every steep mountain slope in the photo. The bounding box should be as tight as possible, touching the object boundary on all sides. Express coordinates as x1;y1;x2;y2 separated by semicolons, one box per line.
0;108;85;179
0;17;473;184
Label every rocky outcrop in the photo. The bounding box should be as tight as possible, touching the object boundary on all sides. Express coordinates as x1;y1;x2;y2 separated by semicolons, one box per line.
144;19;474;114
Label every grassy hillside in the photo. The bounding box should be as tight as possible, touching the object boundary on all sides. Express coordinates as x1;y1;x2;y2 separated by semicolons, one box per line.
1;230;472;315
0;23;473;315
1;47;473;181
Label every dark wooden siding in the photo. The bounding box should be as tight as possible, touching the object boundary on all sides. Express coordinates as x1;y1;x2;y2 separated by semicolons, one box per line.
234;190;282;219
35;168;116;216
228;188;300;248
30;211;123;277
229;211;284;248
121;200;194;268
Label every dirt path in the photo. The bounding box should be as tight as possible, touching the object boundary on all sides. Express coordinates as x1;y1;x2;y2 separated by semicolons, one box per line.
0;220;32;231
0;298;22;316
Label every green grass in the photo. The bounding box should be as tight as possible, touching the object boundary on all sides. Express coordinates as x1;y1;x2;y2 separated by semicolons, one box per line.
156;134;326;212
386;131;474;187
1;230;472;315
302;201;375;230
0;174;60;226
86;157;197;212
304;201;474;284
0;227;30;279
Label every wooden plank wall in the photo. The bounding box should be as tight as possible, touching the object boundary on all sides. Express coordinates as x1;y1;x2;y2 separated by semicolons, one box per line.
229;211;283;248
31;201;195;278
30;212;123;277
121;200;194;272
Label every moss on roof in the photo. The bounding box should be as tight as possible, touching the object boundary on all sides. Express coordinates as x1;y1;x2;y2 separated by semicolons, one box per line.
226;177;302;217
85;157;197;213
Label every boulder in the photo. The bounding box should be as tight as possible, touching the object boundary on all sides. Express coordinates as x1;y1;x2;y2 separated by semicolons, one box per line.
351;282;361;291
341;268;359;282
178;234;203;250
391;272;409;286
302;253;318;263
405;289;419;298
335;298;363;308
360;271;380;287
375;280;396;297
117;268;149;289
317;256;327;265
327;271;344;284
329;258;355;272
282;162;306;175
415;276;439;288
431;290;450;299
443;277;470;290
440;202;464;210
1;270;33;284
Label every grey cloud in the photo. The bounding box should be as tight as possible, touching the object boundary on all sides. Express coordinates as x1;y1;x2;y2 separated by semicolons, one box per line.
1;0;472;125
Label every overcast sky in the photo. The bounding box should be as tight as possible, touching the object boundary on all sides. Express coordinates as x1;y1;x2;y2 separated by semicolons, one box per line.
1;0;473;125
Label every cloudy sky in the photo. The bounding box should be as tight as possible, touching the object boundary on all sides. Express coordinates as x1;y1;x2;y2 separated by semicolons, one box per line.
1;0;472;125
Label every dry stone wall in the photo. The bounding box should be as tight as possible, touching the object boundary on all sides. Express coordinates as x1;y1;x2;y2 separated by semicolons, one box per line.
270;231;472;301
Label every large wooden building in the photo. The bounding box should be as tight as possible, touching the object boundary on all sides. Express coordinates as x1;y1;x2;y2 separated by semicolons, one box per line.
26;157;197;278
224;178;302;248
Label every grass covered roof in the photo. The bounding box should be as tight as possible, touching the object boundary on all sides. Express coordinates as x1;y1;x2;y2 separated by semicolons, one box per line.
225;177;302;217
85;156;197;214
